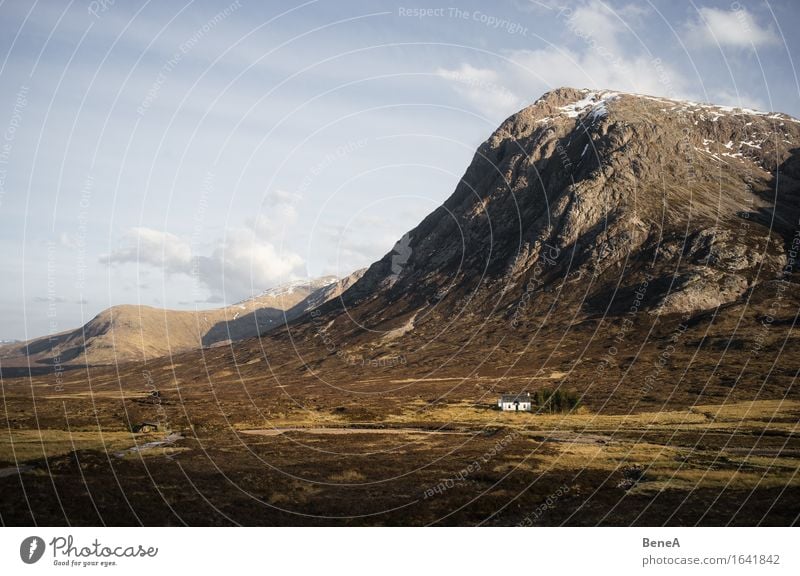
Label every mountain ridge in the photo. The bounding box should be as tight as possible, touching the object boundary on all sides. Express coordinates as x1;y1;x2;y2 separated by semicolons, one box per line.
0;273;364;366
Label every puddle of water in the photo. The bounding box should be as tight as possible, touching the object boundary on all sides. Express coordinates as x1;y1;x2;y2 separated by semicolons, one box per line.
114;433;183;458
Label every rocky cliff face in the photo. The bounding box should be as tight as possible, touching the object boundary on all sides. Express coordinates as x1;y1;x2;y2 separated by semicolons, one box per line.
261;88;800;398
313;88;798;332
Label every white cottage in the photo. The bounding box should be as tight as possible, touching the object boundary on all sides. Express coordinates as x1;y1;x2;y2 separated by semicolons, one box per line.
498;393;533;412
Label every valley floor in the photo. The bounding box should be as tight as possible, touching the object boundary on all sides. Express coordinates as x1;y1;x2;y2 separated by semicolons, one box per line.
1;370;798;525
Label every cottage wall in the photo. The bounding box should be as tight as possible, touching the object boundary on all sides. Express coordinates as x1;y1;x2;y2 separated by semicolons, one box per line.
500;401;532;411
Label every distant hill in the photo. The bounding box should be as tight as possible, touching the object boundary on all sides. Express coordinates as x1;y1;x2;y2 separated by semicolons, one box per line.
0;273;364;366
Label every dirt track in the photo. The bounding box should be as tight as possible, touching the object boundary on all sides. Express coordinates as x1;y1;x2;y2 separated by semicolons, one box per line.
238;427;475;436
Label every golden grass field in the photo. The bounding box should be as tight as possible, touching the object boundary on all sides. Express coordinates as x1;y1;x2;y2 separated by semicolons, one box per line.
2;374;797;526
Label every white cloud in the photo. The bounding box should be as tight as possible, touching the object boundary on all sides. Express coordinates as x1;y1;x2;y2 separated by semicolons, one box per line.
250;189;301;239
195;228;303;300
435;63;524;119
436;46;691;119
685;7;779;48
566;0;626;53
436;2;692;121
100;227;192;273
101;224;304;303
506;46;690;99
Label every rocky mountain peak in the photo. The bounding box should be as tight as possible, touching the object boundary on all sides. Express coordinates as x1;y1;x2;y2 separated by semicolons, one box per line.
319;88;799;332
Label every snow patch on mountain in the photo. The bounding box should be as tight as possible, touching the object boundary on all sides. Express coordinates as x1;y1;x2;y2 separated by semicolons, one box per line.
558;90;620;120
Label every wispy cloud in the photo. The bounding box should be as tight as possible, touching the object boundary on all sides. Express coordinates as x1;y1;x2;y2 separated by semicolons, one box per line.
436;45;690;123
250;189;302;239
684;6;779;48
194;227;303;300
435;63;524;119
434;1;693;121
565;0;630;53
100;224;304;302
100;227;192;274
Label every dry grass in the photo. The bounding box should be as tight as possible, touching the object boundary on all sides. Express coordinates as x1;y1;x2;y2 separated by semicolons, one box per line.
215;399;800;440
0;429;146;462
329;469;367;482
228;399;800;496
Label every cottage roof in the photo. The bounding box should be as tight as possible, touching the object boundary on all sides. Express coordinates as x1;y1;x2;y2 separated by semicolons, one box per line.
500;393;532;403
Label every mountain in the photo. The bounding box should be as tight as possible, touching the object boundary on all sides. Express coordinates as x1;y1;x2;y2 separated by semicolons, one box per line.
7;87;798;407
256;87;799;407
3;88;799;527
0;276;352;366
201;270;366;347
338;88;796;317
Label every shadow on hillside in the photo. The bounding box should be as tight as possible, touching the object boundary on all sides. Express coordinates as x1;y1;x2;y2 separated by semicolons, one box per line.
754;147;800;248
202;306;293;347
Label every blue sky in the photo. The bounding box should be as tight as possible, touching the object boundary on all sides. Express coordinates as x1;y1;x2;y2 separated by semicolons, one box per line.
0;0;798;340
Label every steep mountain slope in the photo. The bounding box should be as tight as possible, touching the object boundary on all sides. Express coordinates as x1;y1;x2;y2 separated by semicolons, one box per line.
303;89;796;323
254;88;799;406
337;88;795;317
0;276;343;366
